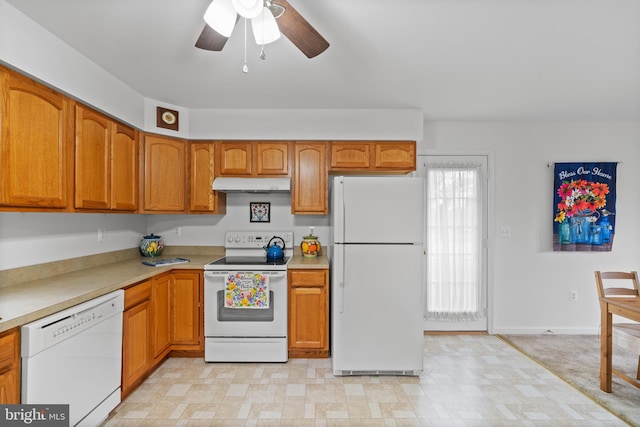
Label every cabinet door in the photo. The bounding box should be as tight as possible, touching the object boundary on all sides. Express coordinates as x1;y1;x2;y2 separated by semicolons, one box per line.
218;141;252;175
256;142;289;175
330;142;371;170
122;299;152;396
171;271;201;347
0;327;20;404
111;123;138;211
75;105;110;209
143;134;186;212
190;142;225;213
288;269;329;357
152;273;172;361
0;68;72;208
292;142;327;214
374;142;416;170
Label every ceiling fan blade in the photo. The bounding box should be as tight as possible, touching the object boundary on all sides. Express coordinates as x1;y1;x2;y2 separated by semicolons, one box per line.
195;24;229;51
273;0;329;58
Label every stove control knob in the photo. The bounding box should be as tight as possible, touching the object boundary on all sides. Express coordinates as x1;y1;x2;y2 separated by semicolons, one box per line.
227;235;234;243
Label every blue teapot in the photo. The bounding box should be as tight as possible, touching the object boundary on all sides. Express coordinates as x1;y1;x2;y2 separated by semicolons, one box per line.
264;236;285;260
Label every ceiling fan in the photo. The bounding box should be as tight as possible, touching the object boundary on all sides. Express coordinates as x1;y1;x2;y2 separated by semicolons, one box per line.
195;0;329;59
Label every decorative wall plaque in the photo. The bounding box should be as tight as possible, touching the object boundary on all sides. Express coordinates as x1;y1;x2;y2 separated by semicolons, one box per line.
156;107;179;131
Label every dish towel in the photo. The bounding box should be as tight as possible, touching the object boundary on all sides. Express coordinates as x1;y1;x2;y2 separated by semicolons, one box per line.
225;272;269;309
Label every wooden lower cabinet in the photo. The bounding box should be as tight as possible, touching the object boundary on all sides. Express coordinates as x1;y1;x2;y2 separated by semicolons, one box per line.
171;271;202;350
0;327;20;404
122;270;202;397
152;273;172;363
288;269;329;358
122;280;153;398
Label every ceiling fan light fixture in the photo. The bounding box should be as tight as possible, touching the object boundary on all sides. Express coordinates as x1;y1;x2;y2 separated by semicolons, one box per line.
204;0;237;37
231;0;263;19
265;1;285;19
252;7;281;45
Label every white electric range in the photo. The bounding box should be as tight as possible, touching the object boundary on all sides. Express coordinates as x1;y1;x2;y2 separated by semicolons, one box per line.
203;231;293;362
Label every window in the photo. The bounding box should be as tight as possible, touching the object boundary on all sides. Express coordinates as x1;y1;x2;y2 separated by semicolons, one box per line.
424;161;485;322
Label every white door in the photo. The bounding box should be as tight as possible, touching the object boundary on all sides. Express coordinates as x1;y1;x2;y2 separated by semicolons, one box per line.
417;156;489;331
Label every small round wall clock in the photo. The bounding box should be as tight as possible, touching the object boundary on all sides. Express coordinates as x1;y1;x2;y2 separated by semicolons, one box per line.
156;107;179;131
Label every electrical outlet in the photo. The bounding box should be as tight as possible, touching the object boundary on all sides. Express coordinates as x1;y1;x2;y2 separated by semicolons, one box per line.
174;227;182;236
570;290;578;302
97;228;106;242
499;226;512;238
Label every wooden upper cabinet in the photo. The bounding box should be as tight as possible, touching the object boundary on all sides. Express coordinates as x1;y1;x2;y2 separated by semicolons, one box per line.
0;67;73;209
111;123;139;211
218;141;289;176
218;141;252;175
292;142;327;214
75;105;138;211
142;134;186;212
75;105;110;209
330;142;371;169
374;142;416;170
255;142;289;175
190;142;225;213
330;141;416;172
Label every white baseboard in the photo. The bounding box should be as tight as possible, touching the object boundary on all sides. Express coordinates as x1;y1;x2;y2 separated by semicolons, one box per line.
491;328;599;335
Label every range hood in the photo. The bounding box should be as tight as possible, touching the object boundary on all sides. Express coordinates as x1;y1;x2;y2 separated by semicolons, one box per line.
212;177;291;193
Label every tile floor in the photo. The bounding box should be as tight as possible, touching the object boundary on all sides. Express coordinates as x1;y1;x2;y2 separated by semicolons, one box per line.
103;335;627;426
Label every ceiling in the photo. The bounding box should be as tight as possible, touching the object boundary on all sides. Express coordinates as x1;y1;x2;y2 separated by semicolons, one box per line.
6;0;640;120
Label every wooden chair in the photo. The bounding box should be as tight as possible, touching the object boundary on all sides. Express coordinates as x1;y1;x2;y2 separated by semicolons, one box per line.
594;271;640;383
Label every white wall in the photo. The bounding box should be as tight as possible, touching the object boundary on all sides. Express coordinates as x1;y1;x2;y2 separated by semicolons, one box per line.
0;196;329;270
418;121;640;334
0;213;146;270
0;1;144;128
145;193;329;251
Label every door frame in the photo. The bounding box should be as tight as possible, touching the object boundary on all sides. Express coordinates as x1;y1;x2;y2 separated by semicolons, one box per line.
414;152;495;334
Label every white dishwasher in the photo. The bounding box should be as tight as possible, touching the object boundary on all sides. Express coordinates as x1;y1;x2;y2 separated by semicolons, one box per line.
21;290;124;427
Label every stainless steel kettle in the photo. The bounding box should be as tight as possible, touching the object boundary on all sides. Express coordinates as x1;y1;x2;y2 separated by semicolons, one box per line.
264;236;285;260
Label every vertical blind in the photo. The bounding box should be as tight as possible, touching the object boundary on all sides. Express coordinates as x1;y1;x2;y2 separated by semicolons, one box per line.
425;163;484;321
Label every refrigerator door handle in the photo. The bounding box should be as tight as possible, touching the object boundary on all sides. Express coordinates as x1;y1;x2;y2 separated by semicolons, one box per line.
336;244;345;313
335;176;346;243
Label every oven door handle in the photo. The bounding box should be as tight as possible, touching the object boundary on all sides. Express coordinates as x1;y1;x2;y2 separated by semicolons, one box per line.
205;271;287;278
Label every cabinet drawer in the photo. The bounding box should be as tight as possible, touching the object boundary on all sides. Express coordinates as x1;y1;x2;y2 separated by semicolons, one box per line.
0;329;17;370
290;270;327;287
124;281;152;309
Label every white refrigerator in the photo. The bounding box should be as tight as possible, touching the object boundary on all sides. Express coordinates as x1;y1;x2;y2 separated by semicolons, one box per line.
330;176;424;376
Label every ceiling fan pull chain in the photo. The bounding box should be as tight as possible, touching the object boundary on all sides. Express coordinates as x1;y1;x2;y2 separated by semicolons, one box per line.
242;18;249;73
259;4;266;60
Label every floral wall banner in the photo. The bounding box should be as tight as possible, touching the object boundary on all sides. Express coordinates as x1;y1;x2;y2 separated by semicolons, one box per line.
553;162;617;252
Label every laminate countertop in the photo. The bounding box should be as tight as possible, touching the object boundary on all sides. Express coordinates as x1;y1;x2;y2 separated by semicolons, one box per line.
0;249;329;333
